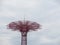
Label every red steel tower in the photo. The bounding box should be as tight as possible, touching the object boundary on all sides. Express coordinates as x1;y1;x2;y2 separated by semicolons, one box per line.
7;20;41;45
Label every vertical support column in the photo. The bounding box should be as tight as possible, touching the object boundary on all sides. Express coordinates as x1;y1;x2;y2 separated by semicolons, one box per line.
21;32;27;45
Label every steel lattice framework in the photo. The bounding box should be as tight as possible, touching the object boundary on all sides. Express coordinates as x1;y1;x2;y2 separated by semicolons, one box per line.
7;20;41;45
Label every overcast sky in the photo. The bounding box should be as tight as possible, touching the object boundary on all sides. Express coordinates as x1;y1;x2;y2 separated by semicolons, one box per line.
0;0;60;45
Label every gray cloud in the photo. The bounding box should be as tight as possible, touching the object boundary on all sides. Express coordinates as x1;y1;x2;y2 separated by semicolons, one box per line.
0;0;60;45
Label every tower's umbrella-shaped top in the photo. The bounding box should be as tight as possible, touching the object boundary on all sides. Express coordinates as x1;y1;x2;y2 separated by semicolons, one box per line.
7;20;41;32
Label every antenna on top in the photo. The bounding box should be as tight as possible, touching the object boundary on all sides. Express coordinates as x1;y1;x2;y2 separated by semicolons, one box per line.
24;14;25;21
23;12;26;24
